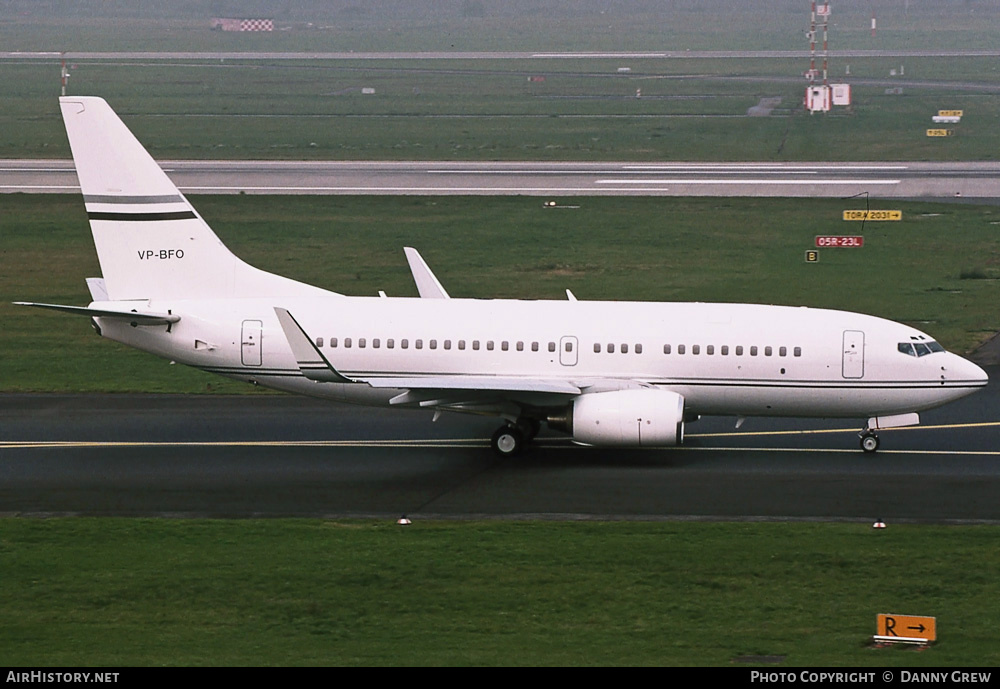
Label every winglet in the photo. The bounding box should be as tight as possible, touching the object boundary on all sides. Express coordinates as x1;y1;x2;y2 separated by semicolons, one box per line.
404;247;450;299
273;307;356;383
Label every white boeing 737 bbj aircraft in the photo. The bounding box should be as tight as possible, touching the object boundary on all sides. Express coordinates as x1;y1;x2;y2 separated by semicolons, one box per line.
17;97;989;456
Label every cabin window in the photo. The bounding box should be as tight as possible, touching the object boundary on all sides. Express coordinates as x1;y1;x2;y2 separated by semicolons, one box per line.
635;344;642;354
415;339;423;350
373;339;380;349
721;345;729;355
607;343;615;354
458;340;466;350
706;345;714;355
487;341;495;351
548;342;556;352
330;338;338;348
387;339;394;349
794;347;802;357
444;340;451;350
736;346;744;356
663;344;671;355
501;341;509;351
779;346;787;357
678;345;686;355
344;338;352;348
473;340;480;351
692;345;700;355
622;343;629;354
429;340;437;350
532;342;539;352
517;341;524;351
594;343;601;353
359;338;366;349
316;337;323;347
764;346;772;357
401;339;409;349
750;346;758;356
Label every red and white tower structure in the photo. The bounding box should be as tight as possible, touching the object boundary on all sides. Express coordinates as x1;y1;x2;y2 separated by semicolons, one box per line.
805;3;837;112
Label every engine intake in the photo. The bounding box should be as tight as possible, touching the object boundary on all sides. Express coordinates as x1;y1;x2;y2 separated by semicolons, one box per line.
554;389;685;447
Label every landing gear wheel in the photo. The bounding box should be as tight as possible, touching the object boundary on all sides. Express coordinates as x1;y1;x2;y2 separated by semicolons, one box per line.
860;431;880;454
491;425;524;457
516;417;541;442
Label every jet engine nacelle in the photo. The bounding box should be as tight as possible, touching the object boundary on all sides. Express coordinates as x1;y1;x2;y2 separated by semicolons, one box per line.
570;389;685;447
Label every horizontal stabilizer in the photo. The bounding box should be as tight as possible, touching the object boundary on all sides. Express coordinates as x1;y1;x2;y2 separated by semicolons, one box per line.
273;307;356;383
14;301;179;326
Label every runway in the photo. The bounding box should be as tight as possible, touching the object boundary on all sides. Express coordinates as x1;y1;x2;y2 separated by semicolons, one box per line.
5;159;1000;198
2;367;998;521
6;50;1000;61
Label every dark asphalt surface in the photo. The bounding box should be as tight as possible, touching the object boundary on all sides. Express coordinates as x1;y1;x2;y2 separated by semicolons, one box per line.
2;368;998;522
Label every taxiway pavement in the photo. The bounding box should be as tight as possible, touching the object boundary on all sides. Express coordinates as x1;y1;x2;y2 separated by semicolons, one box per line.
2;367;997;522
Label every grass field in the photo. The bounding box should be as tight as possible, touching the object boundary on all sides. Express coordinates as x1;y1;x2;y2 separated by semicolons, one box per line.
2;519;998;666
2;4;999;162
3;194;999;394
2;2;999;53
4;56;998;162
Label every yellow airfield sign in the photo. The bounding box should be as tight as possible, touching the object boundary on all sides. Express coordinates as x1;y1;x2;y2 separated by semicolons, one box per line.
938;110;963;117
842;210;901;221
876;613;936;643
927;128;954;137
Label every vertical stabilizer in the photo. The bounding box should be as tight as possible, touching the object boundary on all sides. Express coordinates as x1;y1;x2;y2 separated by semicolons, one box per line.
60;97;332;301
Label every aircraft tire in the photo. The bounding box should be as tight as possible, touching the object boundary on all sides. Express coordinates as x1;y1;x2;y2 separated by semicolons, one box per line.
516;417;541;442
860;431;880;453
491;425;524;457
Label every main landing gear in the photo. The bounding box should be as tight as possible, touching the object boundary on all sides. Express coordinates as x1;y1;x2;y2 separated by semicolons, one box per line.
490;418;541;457
860;429;880;453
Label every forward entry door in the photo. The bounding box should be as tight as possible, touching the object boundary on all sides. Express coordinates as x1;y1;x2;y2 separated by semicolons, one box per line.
842;330;865;379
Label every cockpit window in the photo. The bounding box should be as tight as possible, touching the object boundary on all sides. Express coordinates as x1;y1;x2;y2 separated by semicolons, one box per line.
898;340;945;357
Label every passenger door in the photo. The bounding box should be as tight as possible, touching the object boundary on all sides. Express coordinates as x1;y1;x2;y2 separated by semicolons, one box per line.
842;330;864;379
242;319;262;367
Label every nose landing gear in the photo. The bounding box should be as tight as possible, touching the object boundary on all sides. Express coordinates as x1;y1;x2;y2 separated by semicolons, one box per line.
860;429;880;453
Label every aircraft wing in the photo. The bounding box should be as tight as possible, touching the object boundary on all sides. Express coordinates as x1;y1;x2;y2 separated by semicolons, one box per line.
404;247;450;299
364;376;580;411
274;306;580;412
273;307;357;383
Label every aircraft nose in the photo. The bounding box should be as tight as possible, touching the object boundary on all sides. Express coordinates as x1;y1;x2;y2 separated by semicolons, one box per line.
947;353;989;387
